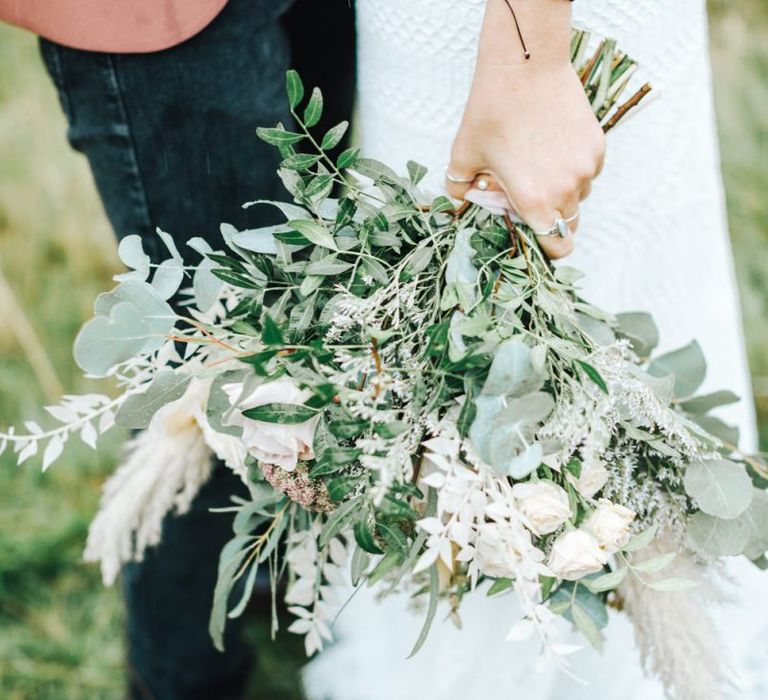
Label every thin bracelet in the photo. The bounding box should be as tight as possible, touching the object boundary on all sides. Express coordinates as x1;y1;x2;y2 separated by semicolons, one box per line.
501;0;574;61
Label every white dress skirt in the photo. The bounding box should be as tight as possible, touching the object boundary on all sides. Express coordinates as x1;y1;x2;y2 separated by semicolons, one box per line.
304;1;766;698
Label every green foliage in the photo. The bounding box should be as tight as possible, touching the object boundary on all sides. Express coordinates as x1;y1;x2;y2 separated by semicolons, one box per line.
2;3;768;692
683;459;754;519
114;371;191;429
648;341;707;400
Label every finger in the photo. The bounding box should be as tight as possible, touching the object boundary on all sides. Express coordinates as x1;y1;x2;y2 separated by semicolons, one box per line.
594;148;606;178
445;169;476;200
579;179;592;202
445;146;486;200
537;224;575;260
535;194;580;259
465;186;513;214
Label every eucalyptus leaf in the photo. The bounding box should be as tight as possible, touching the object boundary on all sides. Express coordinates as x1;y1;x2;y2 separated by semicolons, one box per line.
550;581;608;632
616;312;659;357
683;459;753;519
732;488;768;559
679;390;740;415
92;280;174;320
574;312;615;346
471;392;553;476
193;258;223;313
74;298;175;377
648;340;706;399
151;258;184;300
687;511;749;556
156;228;183;261
207;369;247;437
690;414;740;446
117;235;151;278
481;339;540;397
115;372;191;429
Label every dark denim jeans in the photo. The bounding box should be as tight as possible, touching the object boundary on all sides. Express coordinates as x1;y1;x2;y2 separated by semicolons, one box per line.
38;1;355;698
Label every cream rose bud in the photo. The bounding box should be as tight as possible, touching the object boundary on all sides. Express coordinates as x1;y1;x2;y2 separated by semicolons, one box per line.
569;461;609;498
222;378;318;471
547;529;608;581
585;500;636;553
512;482;572;536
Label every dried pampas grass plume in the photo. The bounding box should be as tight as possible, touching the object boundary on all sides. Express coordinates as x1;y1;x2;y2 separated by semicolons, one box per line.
619;537;732;700
83;378;247;585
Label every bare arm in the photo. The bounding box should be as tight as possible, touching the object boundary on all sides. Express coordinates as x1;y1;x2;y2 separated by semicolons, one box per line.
446;0;605;258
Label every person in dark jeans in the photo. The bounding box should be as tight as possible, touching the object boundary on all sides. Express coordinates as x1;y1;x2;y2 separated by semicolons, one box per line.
35;1;356;698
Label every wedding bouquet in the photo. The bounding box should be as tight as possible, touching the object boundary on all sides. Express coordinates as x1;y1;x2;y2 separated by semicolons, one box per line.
1;31;765;696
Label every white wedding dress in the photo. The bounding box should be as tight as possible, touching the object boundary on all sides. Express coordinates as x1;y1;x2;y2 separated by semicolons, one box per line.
304;1;767;698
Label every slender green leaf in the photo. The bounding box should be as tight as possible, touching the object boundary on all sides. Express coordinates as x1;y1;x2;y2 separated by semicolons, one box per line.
321;121;349;150
261;314;284;345
286;70;304;109
288;220;338;251
572;603;604;651
408;565;439;658
585;567;627;593
256;127;305;147
354;520;384;554
115;371;191;429
241;403;318;424
336;146;360;170
303;87;324;128
486;577;514;596
576;360;609;394
281;153;321;172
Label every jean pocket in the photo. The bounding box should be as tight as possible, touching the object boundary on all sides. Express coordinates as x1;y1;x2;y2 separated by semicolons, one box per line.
38;39;75;124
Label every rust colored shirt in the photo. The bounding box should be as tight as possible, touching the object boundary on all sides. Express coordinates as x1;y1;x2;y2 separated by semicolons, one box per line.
0;0;228;53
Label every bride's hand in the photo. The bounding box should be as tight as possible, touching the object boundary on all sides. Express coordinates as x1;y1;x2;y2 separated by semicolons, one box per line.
446;0;605;259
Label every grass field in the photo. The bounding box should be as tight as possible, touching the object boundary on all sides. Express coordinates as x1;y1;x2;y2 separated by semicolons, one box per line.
1;4;767;698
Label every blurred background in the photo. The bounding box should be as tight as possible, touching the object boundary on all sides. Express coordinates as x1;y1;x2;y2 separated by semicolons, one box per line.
0;1;766;697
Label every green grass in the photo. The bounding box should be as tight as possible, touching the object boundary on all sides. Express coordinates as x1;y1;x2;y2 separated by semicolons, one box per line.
1;4;767;698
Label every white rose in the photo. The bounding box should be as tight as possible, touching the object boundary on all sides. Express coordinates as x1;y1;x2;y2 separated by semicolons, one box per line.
512;481;572;536
569;462;609;498
547;529;608;580
585;500;636;553
222;377;318;471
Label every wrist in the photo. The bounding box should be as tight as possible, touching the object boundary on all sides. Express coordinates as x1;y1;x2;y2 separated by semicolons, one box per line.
477;0;572;69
